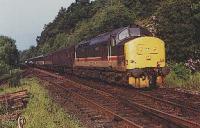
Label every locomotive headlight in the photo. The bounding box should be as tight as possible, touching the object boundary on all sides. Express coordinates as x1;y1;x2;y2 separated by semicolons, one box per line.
146;55;151;60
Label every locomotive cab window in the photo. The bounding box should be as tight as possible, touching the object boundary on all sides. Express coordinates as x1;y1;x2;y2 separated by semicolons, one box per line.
130;28;141;37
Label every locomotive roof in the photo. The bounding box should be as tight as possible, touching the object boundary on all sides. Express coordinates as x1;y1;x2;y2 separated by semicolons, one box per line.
77;27;127;47
28;55;44;60
77;26;151;47
28;26;151;61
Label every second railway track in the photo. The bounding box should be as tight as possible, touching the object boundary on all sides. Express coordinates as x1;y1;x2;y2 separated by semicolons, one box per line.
31;68;200;128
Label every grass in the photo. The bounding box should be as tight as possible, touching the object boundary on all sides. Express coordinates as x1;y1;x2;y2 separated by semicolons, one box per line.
0;78;83;128
0;121;17;128
165;71;200;90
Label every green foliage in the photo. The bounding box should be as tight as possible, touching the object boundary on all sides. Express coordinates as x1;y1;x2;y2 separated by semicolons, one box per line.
156;0;200;61
22;0;199;62
122;0;161;17
0;36;19;75
22;78;82;128
0;78;82;128
166;71;200;90
0;103;7;115
165;62;200;90
19;45;39;62
71;3;135;42
34;2;135;55
0;61;10;74
169;63;191;80
8;72;21;88
0;36;19;66
0;121;17;128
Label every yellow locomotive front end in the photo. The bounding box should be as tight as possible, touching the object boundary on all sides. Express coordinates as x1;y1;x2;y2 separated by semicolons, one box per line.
124;37;168;88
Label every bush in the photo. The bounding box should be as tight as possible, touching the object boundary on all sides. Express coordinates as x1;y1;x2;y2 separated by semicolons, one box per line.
170;63;191;80
8;72;21;87
0;62;10;74
165;62;200;90
0;103;7;115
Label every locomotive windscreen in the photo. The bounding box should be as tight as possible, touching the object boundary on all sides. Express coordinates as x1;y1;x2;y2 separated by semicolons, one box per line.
130;28;141;37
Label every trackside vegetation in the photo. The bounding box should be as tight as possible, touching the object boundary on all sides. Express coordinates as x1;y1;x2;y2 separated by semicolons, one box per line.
0;36;20;86
0;78;83;128
165;62;200;90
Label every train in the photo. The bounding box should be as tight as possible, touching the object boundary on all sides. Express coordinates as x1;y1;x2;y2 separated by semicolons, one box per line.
27;26;170;88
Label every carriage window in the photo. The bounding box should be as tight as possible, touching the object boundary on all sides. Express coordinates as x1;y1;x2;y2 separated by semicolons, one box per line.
118;29;129;41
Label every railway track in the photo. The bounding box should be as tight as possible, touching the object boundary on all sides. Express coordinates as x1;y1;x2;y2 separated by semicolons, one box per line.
41;79;144;128
35;72;169;127
69;76;200;128
142;88;200;110
31;68;200;128
65;72;200;120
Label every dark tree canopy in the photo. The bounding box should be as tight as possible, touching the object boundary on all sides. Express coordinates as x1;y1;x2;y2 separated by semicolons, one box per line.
156;0;200;61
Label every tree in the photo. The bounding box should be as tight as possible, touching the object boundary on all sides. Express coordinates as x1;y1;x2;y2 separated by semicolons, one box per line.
0;36;19;66
156;0;199;61
23;0;199;63
0;36;19;73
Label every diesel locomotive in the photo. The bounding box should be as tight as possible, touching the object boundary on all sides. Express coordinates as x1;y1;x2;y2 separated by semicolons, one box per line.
27;26;169;88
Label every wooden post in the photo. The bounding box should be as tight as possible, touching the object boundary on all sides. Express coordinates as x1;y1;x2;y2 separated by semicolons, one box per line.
18;116;26;128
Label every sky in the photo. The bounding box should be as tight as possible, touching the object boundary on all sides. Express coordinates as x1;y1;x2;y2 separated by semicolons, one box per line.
0;0;74;51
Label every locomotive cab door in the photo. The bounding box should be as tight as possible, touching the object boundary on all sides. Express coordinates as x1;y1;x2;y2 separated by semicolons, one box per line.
108;36;116;66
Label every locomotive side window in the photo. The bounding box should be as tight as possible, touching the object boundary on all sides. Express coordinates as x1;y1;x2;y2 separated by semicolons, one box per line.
118;29;129;41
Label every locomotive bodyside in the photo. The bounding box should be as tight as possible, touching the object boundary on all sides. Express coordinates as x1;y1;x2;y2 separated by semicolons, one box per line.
73;27;169;88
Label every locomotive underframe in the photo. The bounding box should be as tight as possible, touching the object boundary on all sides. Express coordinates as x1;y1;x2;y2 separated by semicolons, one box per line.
34;63;165;88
